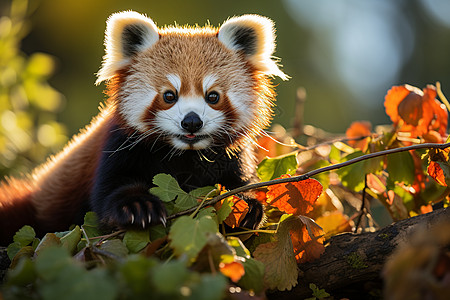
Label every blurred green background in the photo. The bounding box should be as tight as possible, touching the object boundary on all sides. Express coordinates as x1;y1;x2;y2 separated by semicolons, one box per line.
1;0;450;174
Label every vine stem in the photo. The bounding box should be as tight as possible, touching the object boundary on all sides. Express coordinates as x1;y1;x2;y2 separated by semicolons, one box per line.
167;142;450;220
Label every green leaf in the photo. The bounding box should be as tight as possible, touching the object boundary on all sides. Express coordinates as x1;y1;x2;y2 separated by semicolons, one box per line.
36;247;117;300
123;229;150;253
84;211;99;227
338;151;383;192
40;267;117;300
82;212;103;243
257;152;298;181
5;257;37;286
309;283;330;299
150;173;187;202
60;225;81;254
188;273;228;300
169;215;218;261
9;246;34;268
35;247;72;281
120;255;157;296
151;260;189;294
34;233;61;256
7;242;23;261
174;193;199;212
196;207;216;219
98;239;129;258
387;151;415;185
238;258;265;293
13;225;36;247
216;197;233;224
227;237;250;258
189;186;217;198
150;224;167;241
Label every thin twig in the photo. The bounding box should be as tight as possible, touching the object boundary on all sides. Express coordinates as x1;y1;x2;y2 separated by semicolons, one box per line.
354;174;369;233
436;81;450;113
167;142;450;220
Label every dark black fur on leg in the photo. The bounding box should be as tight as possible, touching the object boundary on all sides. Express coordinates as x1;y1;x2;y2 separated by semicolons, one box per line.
239;196;264;230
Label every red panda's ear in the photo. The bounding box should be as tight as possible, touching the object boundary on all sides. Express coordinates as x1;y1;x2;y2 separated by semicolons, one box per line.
218;15;288;80
96;11;159;85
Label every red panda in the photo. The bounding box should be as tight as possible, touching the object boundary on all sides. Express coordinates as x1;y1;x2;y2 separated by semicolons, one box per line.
0;11;287;244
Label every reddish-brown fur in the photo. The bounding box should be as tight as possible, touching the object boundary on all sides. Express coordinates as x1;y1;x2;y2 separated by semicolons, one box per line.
0;15;282;244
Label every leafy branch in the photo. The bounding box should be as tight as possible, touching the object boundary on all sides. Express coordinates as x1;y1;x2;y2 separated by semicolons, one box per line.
168;142;450;220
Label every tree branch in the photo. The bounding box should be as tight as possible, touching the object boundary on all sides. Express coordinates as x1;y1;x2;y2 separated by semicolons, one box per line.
168;142;450;220
268;206;450;299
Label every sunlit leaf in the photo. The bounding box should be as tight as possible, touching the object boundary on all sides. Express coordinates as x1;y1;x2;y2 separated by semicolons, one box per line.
223;196;249;228
253;215;324;291
315;211;352;239
266;175;323;215
287;215;325;263
338;151;383;192
257;152;298;182
219;261;245;282
346;121;372;150
387;151;415;185
427;146;450;187
215;197;233;224
384;84;448;138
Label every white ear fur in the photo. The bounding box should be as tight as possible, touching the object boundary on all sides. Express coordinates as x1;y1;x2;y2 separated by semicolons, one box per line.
96;11;159;85
218;15;288;80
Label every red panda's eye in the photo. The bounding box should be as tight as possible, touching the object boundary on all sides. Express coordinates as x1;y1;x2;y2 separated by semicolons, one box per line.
163;91;178;104
205;91;220;104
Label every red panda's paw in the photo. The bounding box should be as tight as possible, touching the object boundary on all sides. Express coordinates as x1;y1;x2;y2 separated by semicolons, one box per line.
105;194;167;229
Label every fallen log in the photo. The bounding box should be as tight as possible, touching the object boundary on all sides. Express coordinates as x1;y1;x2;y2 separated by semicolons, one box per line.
269;207;450;299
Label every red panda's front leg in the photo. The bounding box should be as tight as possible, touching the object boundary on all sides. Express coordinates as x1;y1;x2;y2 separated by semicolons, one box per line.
90;128;167;229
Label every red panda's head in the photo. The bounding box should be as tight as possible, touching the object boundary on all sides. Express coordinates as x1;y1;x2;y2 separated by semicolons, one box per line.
96;11;287;151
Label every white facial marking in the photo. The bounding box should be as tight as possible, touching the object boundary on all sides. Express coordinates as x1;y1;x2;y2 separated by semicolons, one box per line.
121;81;157;132
202;74;218;93
166;74;181;92
227;90;254;130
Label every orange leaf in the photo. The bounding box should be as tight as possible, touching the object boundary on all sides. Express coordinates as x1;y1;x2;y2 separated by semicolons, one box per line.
428;161;447;187
219;261;245;283
345;121;372;150
384;84;448;138
215;196;249;228
315;211;352;238
385;85;412;124
290;215;325;263
266;175;323;216
428;147;450;187
420;204;433;214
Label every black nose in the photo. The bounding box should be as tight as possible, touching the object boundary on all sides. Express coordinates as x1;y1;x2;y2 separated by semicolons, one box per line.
181;112;203;133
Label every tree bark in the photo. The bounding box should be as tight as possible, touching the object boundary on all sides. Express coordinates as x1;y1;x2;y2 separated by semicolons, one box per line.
268;207;450;299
